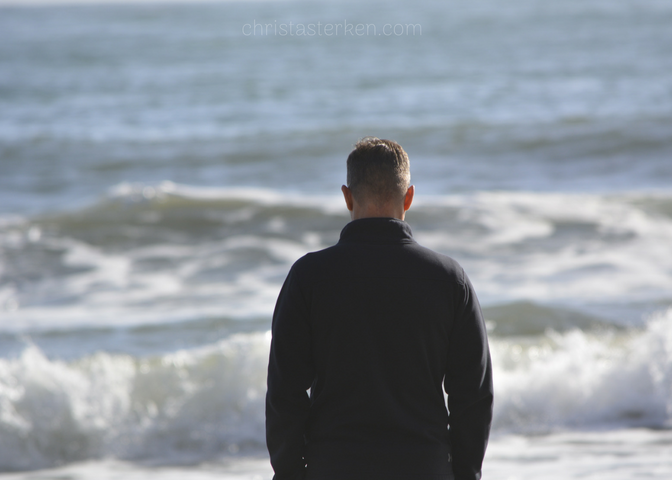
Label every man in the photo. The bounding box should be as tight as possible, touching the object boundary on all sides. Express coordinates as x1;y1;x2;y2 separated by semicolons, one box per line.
266;137;493;480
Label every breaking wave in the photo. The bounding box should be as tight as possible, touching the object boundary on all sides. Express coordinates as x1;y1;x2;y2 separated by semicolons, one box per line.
2;309;672;470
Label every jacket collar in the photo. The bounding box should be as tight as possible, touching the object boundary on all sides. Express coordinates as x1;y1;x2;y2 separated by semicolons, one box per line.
338;217;416;245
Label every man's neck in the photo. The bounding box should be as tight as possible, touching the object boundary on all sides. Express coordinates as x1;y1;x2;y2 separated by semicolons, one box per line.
349;204;406;221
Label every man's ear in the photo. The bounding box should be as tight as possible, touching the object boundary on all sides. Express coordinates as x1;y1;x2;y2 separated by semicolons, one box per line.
403;185;415;212
341;185;354;211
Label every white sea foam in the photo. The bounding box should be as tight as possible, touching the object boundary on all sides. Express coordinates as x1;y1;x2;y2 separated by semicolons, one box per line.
0;332;271;470
1;430;672;480
414;191;672;306
2;309;672;470
491;307;672;432
2;184;671;330
483;429;672;480
1;429;671;479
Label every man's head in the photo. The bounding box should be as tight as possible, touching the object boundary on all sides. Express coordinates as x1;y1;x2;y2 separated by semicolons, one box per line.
342;137;414;220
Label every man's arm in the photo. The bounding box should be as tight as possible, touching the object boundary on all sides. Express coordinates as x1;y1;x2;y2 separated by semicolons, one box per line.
266;265;314;480
444;269;494;480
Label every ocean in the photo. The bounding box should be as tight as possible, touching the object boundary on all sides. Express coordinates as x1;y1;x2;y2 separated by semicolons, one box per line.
1;0;672;478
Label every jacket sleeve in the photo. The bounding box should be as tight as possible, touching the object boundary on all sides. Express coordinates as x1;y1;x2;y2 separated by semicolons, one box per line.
444;269;494;480
266;264;315;480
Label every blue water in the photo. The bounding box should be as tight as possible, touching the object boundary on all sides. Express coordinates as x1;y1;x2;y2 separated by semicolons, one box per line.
1;0;671;473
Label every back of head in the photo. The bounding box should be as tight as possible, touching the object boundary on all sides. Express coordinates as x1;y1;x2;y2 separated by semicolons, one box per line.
346;137;410;205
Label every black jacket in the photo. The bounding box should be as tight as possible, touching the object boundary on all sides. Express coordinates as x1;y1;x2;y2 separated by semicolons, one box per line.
266;218;493;480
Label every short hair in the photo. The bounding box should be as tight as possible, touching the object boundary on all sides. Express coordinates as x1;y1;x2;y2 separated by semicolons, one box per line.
346;137;410;204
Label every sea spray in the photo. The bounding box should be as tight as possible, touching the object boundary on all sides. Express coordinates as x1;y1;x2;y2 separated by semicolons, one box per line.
0;332;270;471
492;308;672;432
2;309;672;470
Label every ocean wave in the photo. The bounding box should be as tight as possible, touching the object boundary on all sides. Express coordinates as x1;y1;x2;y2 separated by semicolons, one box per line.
2;310;672;471
2;183;672;331
0;332;270;471
492;307;672;433
482;301;615;337
413;190;672;307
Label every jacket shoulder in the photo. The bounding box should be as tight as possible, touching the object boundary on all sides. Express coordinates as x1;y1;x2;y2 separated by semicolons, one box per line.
405;243;468;285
